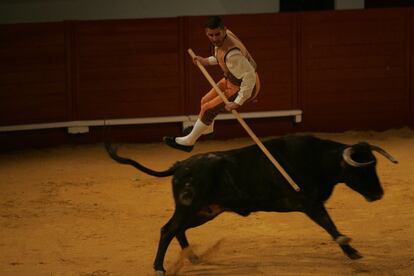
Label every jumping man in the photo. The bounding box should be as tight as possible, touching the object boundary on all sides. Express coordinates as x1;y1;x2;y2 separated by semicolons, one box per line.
164;16;260;152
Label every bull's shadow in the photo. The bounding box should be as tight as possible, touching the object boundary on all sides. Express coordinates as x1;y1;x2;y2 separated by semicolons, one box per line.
105;134;398;276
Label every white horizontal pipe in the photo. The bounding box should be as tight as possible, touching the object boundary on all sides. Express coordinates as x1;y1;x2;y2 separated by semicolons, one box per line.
0;116;189;132
188;109;302;121
0;109;302;133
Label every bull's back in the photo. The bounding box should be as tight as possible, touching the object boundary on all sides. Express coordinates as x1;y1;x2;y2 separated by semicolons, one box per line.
213;135;340;210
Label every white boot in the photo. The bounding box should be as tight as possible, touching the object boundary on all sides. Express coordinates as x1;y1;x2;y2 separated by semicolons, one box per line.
176;119;209;146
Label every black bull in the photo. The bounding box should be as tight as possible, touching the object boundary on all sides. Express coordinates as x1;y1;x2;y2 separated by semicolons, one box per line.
105;134;398;275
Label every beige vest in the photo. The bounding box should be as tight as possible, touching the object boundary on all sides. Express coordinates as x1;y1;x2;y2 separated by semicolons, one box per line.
215;29;257;86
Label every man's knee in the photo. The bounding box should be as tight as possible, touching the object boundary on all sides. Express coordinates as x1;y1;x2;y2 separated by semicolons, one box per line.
200;102;210;114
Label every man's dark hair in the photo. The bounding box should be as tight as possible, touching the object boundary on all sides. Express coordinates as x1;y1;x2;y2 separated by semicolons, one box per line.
205;16;225;29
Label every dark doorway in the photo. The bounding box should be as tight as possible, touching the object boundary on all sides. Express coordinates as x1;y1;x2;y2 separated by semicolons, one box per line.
365;0;414;8
280;0;334;12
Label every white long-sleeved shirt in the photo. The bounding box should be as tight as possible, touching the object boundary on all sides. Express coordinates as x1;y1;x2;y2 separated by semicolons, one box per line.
208;48;256;106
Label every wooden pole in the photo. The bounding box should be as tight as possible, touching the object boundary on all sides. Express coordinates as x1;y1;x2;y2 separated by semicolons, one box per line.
187;48;300;192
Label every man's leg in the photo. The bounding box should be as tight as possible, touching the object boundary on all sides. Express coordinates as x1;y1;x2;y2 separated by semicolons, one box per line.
173;80;229;146
175;119;209;146
163;80;228;152
174;91;228;146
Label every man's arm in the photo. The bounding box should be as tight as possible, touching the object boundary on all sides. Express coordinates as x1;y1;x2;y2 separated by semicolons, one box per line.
226;49;256;108
193;55;218;66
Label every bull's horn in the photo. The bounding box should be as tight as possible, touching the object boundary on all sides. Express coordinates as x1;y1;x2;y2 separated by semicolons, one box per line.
370;145;399;164
342;147;375;167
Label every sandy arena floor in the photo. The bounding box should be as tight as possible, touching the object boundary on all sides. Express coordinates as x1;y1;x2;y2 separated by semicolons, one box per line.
1;128;413;276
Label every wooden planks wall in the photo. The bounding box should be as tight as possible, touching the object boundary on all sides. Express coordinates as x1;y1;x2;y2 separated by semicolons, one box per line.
411;9;414;128
0;22;68;125
300;8;411;131
73;18;184;120
1;8;414;149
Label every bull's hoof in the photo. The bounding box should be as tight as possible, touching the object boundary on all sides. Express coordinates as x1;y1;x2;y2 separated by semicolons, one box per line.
155;270;165;276
349;251;363;260
188;254;201;264
340;244;363;260
346;248;363;260
181;247;201;264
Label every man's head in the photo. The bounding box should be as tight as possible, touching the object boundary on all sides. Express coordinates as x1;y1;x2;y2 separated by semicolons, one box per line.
205;16;227;47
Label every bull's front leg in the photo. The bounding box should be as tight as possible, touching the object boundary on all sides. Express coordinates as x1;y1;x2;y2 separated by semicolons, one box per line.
304;204;362;260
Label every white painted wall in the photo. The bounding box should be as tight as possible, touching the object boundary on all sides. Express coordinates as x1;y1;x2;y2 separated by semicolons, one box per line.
0;0;280;24
335;0;364;10
0;0;365;24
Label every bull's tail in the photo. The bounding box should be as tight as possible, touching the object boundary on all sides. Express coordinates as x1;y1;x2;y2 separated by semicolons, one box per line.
105;141;175;177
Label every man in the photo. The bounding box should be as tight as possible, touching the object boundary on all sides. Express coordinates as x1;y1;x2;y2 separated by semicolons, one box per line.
164;16;260;152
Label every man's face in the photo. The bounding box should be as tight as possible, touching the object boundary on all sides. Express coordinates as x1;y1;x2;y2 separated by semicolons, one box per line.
205;27;227;47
